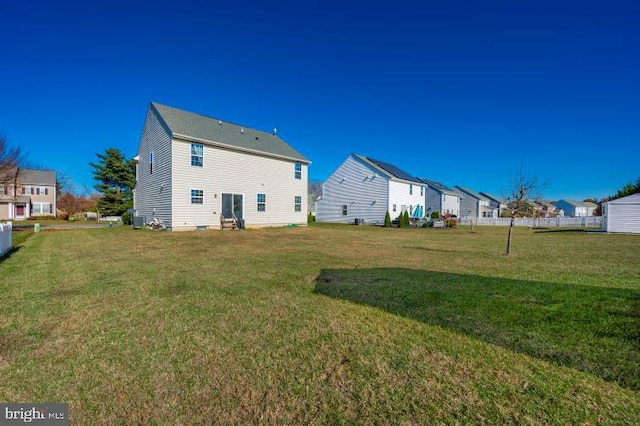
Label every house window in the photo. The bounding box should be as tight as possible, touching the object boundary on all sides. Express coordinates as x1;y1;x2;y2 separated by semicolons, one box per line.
420;186;424;196
191;143;203;167
191;189;204;204
342;205;348;215
257;193;266;212
409;184;413;195
294;196;302;212
393;204;396;212
294;162;302;179
36;187;48;195
149;152;154;174
32;203;52;214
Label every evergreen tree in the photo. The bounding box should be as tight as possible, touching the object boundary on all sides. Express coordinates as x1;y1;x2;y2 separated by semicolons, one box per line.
403;211;410;227
384;211;391;228
90;148;136;216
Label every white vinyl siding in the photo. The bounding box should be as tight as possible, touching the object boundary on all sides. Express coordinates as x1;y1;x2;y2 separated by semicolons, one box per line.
171;140;308;230
388;180;425;220
603;194;640;233
134;107;173;227
316;155;389;224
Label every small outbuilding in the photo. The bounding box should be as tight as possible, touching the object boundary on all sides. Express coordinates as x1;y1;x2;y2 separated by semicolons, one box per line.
602;193;640;234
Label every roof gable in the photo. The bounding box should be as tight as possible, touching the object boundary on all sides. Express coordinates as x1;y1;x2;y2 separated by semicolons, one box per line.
150;102;309;163
455;186;487;201
607;193;640;204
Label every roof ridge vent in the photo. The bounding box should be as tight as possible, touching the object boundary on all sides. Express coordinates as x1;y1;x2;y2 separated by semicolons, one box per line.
241;128;244;134
273;128;277;135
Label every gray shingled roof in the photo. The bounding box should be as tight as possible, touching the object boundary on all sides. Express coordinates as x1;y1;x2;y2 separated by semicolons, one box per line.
455;186;489;201
151;102;309;163
355;155;422;184
18;169;56;185
556;199;597;208
417;178;459;196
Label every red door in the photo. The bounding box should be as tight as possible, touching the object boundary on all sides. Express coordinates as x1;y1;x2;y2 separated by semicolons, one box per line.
15;205;24;216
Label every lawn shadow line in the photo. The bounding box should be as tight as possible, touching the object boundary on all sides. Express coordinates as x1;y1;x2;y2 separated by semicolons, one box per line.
314;268;640;390
0;246;21;264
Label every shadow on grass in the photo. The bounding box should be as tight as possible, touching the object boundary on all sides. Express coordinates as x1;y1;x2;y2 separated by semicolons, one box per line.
0;246;21;264
314;268;640;390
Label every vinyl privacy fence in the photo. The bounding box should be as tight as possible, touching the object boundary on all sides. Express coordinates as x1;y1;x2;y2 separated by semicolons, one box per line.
458;216;603;228
1;222;12;257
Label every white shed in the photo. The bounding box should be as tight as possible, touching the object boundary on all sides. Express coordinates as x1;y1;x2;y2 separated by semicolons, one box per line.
602;193;640;234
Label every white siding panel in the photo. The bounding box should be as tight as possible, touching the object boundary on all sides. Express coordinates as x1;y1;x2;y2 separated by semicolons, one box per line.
442;194;460;216
389;181;425;220
316;155;388;224
607;204;640;233
134;107;173;226
171;140;307;230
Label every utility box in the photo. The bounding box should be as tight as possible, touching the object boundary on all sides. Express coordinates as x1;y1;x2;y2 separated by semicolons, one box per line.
132;216;145;229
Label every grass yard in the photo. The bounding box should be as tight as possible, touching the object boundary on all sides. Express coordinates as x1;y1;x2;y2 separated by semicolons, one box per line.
1;224;638;424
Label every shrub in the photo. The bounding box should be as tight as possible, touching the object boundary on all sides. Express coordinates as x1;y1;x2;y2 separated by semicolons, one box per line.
308;211;314;224
121;211;132;226
445;218;458;228
431;211;440;219
384;211;391;228
58;211;70;221
403;211;410;227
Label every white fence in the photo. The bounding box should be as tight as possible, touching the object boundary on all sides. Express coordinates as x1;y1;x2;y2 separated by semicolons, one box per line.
458;216;603;228
1;222;12;257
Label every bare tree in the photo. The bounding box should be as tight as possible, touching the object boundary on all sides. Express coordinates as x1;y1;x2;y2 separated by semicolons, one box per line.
0;135;23;186
0;135;25;201
308;179;323;210
503;171;547;255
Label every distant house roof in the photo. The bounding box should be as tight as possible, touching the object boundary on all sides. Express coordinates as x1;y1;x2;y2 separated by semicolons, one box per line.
1;168;56;185
355;155;422;184
150;102;310;164
455;186;489;201
18;169;56;185
606;193;640;204
479;192;504;204
556;199;597;208
417;178;459;196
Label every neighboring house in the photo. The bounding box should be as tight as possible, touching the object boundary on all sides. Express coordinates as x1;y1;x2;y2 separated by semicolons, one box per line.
479;192;507;217
554;199;597;217
134;102;310;231
316;154;425;224
455;186;498;218
418;178;461;217
535;201;559;217
602;193;640;234
0;169;57;221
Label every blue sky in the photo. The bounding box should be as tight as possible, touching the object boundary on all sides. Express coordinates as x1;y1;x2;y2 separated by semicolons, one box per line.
1;0;638;200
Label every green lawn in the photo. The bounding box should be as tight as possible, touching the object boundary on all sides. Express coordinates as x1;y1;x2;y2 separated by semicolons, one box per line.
1;224;638;424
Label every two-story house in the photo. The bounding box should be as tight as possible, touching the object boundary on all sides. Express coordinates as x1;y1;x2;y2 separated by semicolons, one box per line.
455;186;498;218
0;169;57;220
316;154;425;224
133;102;310;231
418;178;462;217
554;199;597;217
